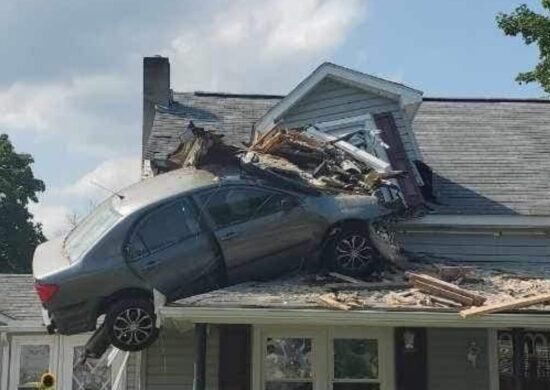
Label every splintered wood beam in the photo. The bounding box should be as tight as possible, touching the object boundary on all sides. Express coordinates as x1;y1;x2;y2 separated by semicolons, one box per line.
411;280;474;307
406;272;486;306
326;281;408;291
328;272;363;284
318;294;351;310
460;293;550;319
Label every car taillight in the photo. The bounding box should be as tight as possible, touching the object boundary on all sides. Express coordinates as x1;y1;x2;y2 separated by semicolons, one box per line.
35;282;59;304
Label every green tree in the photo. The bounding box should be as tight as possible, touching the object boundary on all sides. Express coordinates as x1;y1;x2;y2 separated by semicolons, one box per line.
497;1;550;94
0;134;45;273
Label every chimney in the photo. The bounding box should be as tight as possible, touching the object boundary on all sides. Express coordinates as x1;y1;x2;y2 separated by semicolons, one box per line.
142;56;170;159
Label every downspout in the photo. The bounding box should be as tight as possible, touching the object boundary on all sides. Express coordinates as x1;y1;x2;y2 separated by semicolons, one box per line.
193;324;207;390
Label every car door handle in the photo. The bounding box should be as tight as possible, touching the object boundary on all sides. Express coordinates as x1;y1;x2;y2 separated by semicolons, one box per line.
219;231;238;241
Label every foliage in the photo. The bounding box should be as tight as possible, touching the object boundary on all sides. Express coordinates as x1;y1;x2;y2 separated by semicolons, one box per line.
0;134;46;273
497;1;550;94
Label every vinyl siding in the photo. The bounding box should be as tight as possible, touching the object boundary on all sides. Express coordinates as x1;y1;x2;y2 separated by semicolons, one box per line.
145;326;219;390
125;352;140;390
399;230;550;263
280;77;420;161
427;328;489;390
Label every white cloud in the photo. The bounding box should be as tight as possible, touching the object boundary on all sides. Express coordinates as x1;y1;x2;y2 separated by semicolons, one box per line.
0;74;140;157
29;203;72;240
33;156;141;239
166;0;367;92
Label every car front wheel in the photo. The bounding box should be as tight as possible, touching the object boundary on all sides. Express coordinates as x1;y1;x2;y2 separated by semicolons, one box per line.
324;225;382;277
105;298;159;351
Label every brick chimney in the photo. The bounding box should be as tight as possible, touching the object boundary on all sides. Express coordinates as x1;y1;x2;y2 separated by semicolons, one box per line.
142;56;170;159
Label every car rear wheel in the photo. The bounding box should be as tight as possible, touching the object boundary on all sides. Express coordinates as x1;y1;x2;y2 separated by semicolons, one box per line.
324;225;382;277
105;298;159;351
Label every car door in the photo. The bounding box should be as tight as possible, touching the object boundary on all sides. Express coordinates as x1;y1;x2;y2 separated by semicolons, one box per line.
197;185;321;283
125;197;222;301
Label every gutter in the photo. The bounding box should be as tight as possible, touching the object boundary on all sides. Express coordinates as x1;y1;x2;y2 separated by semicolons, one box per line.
160;306;550;329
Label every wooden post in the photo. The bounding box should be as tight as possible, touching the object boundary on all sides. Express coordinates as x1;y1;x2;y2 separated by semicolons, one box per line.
193;323;207;390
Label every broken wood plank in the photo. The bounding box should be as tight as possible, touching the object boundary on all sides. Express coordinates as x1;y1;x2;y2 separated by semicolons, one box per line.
460;293;550;319
412;280;474;307
326;281;408;291
328;272;363;284
318;294;351;310
429;295;463;308
406;272;486;306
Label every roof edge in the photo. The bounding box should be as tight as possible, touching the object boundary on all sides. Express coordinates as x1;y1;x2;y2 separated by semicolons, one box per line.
424;97;550;103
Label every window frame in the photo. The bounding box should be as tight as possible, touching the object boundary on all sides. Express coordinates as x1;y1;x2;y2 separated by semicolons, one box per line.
9;335;59;390
253;326;394;390
125;196;202;261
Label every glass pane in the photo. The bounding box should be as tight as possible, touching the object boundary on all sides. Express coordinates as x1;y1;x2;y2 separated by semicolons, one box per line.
134;199;199;256
266;383;313;390
266;338;312;379
333;384;380;390
202;188;273;227
72;346;112;390
19;345;50;384
334;339;378;379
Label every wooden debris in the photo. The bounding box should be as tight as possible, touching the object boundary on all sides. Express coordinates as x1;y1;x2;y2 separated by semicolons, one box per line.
407;272;486;307
460;293;550;319
328;272;363;284
318;293;351;310
429;295;463;308
326;281;408;291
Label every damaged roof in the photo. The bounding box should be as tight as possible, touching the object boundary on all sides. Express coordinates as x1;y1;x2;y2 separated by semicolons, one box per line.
0;274;43;324
145;92;282;161
169;264;550;314
145;92;550;216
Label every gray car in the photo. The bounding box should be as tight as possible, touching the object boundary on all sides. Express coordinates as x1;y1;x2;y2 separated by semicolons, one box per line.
33;168;393;351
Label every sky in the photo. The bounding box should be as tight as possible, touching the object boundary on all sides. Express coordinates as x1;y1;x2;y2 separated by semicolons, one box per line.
0;0;546;238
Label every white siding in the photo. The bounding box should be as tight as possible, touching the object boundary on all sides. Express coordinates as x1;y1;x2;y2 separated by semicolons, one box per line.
145;326;219;390
280;78;420;161
428;328;489;390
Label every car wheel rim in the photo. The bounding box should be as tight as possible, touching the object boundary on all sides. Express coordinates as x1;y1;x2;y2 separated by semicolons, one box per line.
335;234;374;271
113;308;154;346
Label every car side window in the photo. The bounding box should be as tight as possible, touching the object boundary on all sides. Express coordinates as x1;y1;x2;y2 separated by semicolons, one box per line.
128;198;200;260
199;187;297;228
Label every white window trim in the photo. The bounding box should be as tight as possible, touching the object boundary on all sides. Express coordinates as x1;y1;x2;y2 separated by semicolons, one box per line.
252;325;395;390
9;335;59;390
0;333;9;390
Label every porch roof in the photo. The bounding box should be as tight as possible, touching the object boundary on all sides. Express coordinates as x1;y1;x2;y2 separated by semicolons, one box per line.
164;264;550;325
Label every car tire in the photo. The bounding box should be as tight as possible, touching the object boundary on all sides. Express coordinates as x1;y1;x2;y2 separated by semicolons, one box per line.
324;224;382;277
105;298;159;352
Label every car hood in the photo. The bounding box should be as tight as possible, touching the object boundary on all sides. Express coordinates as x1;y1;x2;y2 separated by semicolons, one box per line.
33;237;70;280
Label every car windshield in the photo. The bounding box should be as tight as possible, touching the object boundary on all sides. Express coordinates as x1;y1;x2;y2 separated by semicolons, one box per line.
64;198;122;262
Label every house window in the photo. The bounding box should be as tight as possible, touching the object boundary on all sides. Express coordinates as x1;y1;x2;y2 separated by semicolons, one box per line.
255;327;393;390
332;339;380;390
265;337;313;390
9;336;57;389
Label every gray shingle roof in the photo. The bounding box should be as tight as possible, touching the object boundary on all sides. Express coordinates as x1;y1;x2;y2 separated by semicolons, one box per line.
0;274;42;324
145;92;550;216
413;99;550;216
145;92;282;161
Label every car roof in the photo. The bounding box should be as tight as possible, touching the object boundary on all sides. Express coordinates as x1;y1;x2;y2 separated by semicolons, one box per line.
114;168;222;215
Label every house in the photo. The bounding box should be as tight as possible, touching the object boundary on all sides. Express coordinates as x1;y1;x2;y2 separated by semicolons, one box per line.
0;274;140;390
138;56;550;390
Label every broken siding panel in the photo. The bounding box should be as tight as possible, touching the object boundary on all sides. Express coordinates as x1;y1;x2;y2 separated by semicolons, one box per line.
427;328;489;390
279;78;420;161
399;231;550;263
145;326;219;390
